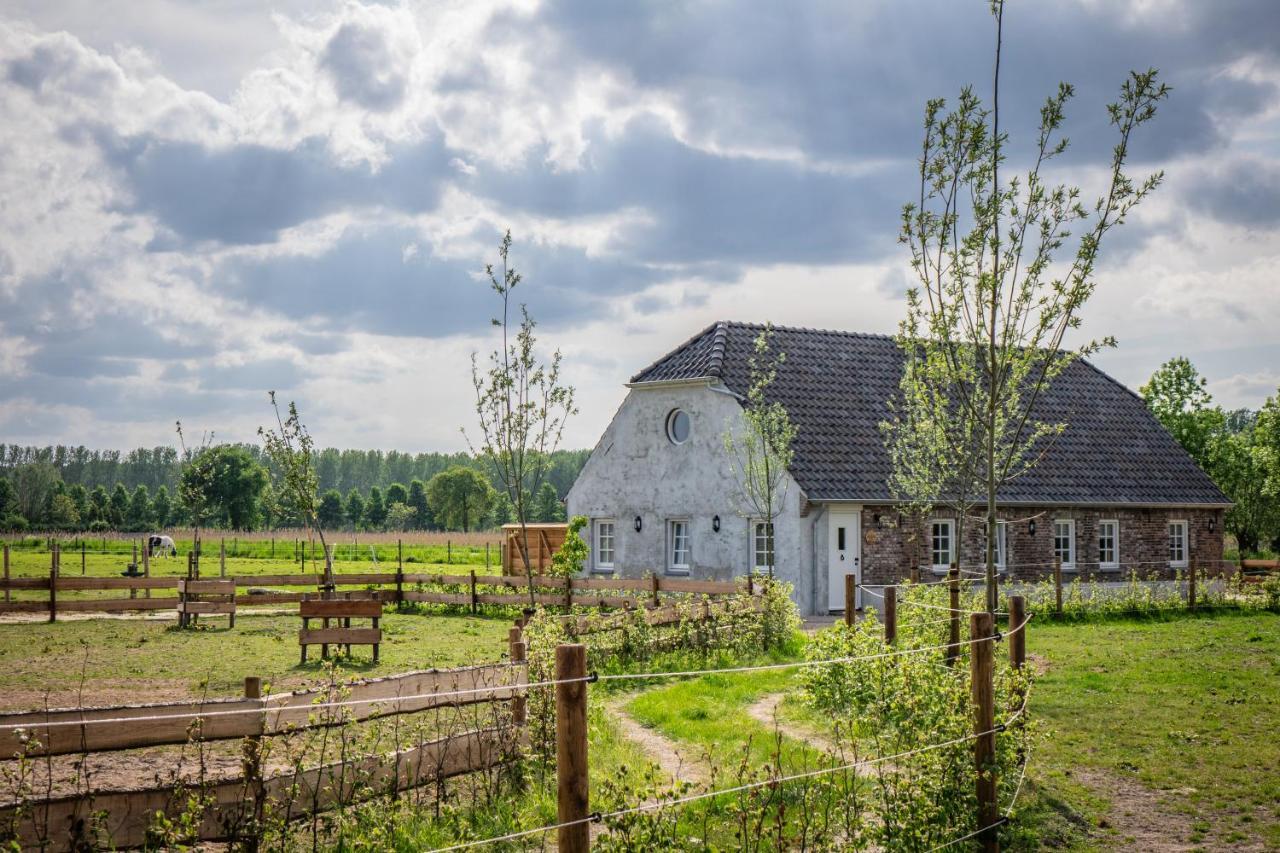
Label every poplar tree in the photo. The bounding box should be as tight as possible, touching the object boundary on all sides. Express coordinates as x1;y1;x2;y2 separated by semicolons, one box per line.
885;0;1169;612
467;231;577;605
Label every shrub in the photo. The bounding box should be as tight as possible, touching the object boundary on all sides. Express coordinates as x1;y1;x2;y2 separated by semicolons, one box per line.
800;587;1037;850
0;514;27;532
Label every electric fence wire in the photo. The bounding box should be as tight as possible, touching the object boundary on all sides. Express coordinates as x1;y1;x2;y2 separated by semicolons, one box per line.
0;615;1033;731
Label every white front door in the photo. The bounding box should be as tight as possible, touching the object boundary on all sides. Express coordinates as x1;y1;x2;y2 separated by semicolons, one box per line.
828;508;861;612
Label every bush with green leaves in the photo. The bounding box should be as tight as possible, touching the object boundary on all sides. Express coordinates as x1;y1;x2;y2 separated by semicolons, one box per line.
549;514;590;578
799;585;1037;850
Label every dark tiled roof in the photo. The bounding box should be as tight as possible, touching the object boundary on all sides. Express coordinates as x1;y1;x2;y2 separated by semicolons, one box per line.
630;321;1229;506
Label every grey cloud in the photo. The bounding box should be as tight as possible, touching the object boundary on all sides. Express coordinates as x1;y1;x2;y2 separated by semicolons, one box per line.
533;0;1278;168
6;33;119;98
82;127;455;245
1184;159;1280;228
218;223;668;337
471;116;905;267
320;19;407;112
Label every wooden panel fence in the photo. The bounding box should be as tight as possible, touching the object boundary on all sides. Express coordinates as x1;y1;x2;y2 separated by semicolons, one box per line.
0;567;754;619
0;659;528;851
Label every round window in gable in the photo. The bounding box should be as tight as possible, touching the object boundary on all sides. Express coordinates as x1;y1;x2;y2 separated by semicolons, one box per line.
665;409;691;445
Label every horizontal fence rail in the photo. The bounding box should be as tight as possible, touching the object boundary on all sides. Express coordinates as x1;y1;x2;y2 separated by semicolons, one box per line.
0;565;756;618
0;662;526;757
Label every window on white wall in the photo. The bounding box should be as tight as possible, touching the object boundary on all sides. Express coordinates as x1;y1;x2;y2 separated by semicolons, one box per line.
930;519;954;570
753;521;775;572
1098;520;1119;570
1053;519;1076;570
594;519;615;572
668;520;690;573
1168;520;1188;567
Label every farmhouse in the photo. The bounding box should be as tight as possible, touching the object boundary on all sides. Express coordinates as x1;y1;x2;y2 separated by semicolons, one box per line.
566;321;1230;616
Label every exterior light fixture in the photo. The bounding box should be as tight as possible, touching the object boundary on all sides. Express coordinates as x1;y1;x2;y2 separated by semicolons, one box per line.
873;513;881;527
634;516;643;533
1028;519;1037;536
712;515;721;532
1208;517;1216;533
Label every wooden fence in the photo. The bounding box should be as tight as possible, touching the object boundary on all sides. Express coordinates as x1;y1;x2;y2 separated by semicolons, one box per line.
0;659;527;851
0;549;752;620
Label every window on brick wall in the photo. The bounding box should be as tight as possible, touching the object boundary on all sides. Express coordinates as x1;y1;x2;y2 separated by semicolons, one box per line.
930;519;954;571
1098;520;1119;570
1168;520;1188;567
1053;519;1076;570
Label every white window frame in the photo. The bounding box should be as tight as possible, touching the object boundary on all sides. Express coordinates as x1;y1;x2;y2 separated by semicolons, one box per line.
593;519;615;573
994;520;1009;574
1098;519;1119;571
667;519;691;574
1053;519;1076;572
929;519;954;573
752;520;775;573
1168;519;1188;568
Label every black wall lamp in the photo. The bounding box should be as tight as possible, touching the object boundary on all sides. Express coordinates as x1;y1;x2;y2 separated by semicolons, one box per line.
712;515;721;532
1028;519;1037;536
1208;517;1216;533
634;516;643;533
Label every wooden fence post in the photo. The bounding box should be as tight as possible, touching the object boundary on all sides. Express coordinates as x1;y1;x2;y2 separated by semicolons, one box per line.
470;570;479;614
910;565;920;585
884;584;897;644
81;539;86;575
143;541;151;599
1188;556;1197;613
555;643;589;853
1054;558;1063;617
485;542;491;570
220;538;227;577
1008;595;1026;670
271;536;275;560
509;626;527;725
49;544;58;623
397;539;403;573
946;566;960;666
3;544;9;604
243;675;264;851
131;542;139;600
844;573;856;627
651;573;661;608
447;539;452;565
970;610;998;853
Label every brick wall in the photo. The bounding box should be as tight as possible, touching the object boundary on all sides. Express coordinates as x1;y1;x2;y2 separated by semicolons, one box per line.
859;504;1225;585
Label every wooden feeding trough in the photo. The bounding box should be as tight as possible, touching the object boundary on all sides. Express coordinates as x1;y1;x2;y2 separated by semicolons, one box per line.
299;593;383;663
501;522;568;574
177;578;236;628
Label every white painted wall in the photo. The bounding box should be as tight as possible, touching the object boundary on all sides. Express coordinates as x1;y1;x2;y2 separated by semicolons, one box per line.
566;381;817;611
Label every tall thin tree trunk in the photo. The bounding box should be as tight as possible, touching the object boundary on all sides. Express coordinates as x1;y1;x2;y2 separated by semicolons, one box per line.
985;0;1005;616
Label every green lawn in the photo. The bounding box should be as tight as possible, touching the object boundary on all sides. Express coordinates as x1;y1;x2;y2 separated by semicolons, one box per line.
1021;610;1280;850
614;611;1280;851
0;611;512;709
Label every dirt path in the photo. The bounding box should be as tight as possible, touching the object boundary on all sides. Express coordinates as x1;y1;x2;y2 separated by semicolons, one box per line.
1074;768;1268;852
744;693;836;755
603;696;708;785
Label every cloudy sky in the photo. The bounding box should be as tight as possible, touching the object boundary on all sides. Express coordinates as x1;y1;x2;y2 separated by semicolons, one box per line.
1;0;1277;454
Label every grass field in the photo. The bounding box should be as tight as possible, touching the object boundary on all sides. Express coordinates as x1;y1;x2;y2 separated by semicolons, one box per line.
0;611;513;710
613;610;1280;851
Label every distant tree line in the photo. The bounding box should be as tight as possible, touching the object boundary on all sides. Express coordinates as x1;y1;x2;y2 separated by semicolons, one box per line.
0;445;580;533
0;444;588;502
